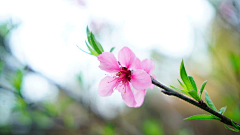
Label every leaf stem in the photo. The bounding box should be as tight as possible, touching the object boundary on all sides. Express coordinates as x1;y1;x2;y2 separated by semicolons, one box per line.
152;77;240;129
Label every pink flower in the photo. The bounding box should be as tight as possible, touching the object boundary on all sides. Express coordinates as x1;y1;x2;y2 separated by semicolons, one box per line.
97;47;153;107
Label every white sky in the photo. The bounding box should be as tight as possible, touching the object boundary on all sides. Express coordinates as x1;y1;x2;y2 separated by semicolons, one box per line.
0;0;215;118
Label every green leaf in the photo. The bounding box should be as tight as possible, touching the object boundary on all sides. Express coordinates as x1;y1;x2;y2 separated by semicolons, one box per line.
231;120;240;129
224;125;240;132
188;76;197;92
88;34;101;54
180;60;193;91
205;91;217;111
188;90;201;101
85;41;98;56
184;114;220;121
90;33;103;52
110;47;115;52
86;26;91;37
86;27;103;55
218;106;227;115
200;80;207;98
170;85;188;95
93;34;104;52
178;79;187;90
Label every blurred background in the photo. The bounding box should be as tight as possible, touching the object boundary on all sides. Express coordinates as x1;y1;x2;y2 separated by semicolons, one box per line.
0;0;239;134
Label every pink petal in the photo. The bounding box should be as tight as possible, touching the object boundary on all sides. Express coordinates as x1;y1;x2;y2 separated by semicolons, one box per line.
98;76;117;97
121;83;137;107
118;47;136;69
134;57;142;70
142;59;155;74
97;52;120;73
131;69;152;90
134;89;146;107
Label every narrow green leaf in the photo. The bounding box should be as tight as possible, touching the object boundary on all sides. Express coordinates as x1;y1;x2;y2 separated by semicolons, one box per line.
205;91;217;111
188;90;201;101
200;80;207;98
170;85;188;95
86;27;103;55
86;26;91;37
89;33;102;54
231;120;240;129
218;106;227;115
184;114;220;121
92;35;104;52
86;27;96;51
224;125;240;132
180;60;193;91
177;79;187;90
110;47;115;53
90;32;104;52
85;41;98;56
188;76;197;92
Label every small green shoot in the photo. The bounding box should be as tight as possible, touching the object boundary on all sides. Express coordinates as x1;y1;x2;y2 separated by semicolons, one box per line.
205;91;217;111
184;114;220;121
200;80;207;98
180;60;194;91
110;47;115;52
218;106;227;115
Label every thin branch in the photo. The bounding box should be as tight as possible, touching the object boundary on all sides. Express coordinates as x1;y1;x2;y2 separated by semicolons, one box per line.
152;78;240;128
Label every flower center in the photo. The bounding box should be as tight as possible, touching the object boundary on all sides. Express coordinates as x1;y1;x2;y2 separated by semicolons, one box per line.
115;67;132;84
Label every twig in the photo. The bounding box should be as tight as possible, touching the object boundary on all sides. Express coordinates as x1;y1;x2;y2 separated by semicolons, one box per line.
152;78;240;128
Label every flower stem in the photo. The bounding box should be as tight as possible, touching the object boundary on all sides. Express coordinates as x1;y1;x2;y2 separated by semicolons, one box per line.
152;78;240;128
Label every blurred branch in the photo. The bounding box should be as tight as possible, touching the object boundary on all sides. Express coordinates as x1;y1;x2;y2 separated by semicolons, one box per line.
0;85;19;95
152;77;240;129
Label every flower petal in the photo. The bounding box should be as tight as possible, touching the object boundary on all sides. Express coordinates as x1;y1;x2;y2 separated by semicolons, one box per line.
134;89;146;107
131;69;152;90
142;59;155;74
97;52;120;73
121;83;137;107
134;57;142;70
98;76;117;97
118;47;136;69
